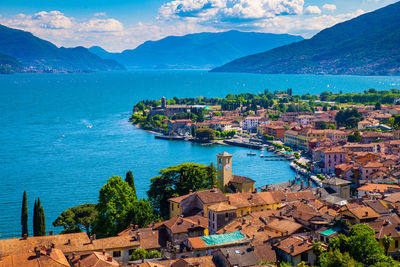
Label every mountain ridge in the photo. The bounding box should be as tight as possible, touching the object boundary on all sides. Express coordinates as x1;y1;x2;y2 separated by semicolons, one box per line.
90;30;304;70
211;1;400;76
0;24;125;72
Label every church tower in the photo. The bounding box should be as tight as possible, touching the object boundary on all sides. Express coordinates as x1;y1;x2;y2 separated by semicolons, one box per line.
161;96;167;109
217;152;232;188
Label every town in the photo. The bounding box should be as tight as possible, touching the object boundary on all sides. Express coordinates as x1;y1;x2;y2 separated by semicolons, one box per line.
3;89;400;266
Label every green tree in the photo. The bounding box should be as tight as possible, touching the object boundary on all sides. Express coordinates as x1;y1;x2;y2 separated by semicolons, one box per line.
34;198;46;236
312;241;326;265
92;176;156;237
347;224;388;266
21;191;28;237
375;102;382;110
335;108;363;129
147;163;217;218
92;176;137;237
382;235;392;256
129;248;148;261
33;199;37;236
125;198;157;229
125;171;137;199
194;128;216;141
53;203;97;235
348;130;361;143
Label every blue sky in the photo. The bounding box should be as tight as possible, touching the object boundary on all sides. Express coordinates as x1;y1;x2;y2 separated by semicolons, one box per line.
0;0;397;51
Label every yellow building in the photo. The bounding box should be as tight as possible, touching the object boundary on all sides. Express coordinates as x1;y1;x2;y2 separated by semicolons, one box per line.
297;129;327;149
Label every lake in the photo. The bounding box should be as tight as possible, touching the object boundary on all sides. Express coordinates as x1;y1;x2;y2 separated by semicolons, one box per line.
1;70;400;238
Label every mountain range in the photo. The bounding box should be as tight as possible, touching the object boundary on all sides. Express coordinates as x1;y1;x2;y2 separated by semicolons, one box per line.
89;31;304;70
212;1;400;76
0;24;124;72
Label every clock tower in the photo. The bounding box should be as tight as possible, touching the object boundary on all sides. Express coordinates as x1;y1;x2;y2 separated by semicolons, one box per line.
217;152;232;188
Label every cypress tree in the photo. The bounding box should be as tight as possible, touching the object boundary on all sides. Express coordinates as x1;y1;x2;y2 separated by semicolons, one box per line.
21;191;28;237
38;203;46;236
125;171;137;199
33;199;38;236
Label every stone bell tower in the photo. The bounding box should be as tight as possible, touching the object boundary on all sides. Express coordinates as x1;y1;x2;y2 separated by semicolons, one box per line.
217;152;232;188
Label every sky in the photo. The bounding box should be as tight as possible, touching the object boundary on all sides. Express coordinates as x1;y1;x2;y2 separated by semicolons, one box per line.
0;0;397;52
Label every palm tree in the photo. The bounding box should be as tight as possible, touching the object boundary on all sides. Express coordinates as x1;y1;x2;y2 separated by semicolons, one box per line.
382;235;392;256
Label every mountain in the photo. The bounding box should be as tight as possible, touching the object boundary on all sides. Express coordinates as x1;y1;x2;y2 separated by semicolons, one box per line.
0;24;125;72
0;53;22;74
212;2;400;76
90;31;303;69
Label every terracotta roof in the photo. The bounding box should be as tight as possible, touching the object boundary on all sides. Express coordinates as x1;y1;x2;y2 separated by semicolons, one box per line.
0;248;70;267
342;205;380;220
195;188;228;204
274;236;314;256
357;183;400;193
254;244;277;263
172;256;215;267
230;175;255;184
0;233;93;256
285;191;316;202
217;152;232;157
266;218;303;235
155;215;207;234
208;202;237;212
363;161;384;168
227;193;251;208
384;192;400;203
69;251;119;267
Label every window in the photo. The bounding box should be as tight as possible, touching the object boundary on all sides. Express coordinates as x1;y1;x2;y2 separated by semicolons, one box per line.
301;252;308;262
225;213;229;218
113;251;121;258
396;240;399;248
171;204;174;211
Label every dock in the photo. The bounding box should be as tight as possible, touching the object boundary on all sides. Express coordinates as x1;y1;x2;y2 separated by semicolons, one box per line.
155;135;185;141
223;140;264;150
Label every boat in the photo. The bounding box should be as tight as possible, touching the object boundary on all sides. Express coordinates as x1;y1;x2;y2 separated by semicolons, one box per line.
247;152;257;156
86;124;93;129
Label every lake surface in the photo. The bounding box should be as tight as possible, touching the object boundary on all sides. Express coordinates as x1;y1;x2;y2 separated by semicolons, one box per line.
1;70;400;239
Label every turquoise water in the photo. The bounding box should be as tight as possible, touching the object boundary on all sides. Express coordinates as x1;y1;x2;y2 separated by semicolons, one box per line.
1;70;400;239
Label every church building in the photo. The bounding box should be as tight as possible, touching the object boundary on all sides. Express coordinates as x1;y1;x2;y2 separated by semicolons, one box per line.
217;152;255;193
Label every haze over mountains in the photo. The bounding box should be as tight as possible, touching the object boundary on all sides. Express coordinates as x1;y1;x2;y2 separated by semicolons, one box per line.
89;31;304;70
212;1;400;76
0;24;125;73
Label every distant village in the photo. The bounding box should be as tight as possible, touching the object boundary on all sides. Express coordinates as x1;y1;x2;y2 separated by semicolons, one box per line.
3;90;400;266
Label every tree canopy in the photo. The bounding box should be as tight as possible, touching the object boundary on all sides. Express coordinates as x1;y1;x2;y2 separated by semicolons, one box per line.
335;108;363;129
92;176;155;237
147;163;217;218
53;203;97;234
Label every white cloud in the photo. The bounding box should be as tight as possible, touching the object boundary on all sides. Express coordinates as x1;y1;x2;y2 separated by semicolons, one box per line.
80;18;123;32
158;0;305;23
0;6;367;52
322;4;337;12
304;6;322;15
93;12;107;17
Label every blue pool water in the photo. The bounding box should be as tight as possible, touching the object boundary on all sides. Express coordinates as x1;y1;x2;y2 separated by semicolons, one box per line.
1;70;400;238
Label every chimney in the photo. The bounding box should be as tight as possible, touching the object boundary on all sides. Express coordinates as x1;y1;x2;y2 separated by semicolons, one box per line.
102;250;106;255
301;180;304;190
34;247;40;258
49;231;53;236
365;211;369;217
107;256;113;262
93;234;96;240
135;225;139;230
67;239;71;245
197;218;200;225
290;244;294;253
90;236;93;244
130;224;134;230
189;189;193;193
22;233;27;240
